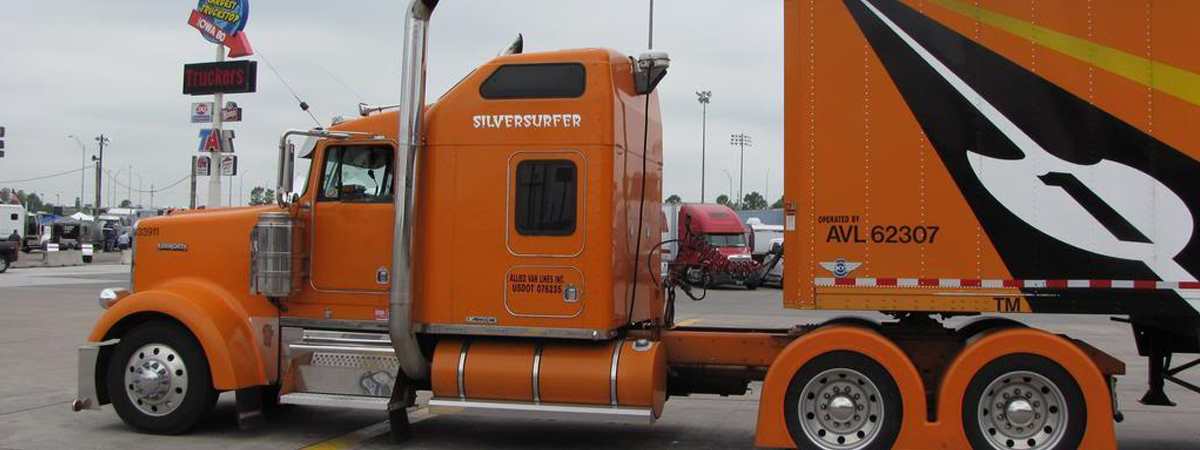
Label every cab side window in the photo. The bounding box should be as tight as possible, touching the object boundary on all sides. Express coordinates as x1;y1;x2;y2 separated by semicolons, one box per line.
514;160;577;236
319;145;394;203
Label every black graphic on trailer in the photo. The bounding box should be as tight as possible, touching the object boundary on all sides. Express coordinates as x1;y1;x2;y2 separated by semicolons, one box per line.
842;0;1200;317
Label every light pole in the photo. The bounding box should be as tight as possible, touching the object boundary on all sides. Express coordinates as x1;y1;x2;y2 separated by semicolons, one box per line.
112;166;128;207
133;173;144;208
730;133;752;210
722;169;733;206
696;90;712;203
68;135;87;212
92;134;110;213
765;168;771;208
239;169;249;206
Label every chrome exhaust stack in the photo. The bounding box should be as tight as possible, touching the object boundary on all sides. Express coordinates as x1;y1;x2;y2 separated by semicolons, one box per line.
390;0;437;382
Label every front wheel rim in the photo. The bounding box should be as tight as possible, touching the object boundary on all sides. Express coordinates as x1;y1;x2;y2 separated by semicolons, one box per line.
798;368;885;449
975;370;1068;450
123;343;189;417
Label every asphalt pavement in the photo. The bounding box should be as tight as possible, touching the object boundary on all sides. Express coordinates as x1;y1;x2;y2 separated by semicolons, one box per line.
0;264;1197;449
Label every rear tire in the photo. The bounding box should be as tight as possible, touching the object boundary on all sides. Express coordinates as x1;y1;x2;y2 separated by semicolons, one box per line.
0;256;8;273
784;351;903;449
962;354;1085;450
107;321;218;435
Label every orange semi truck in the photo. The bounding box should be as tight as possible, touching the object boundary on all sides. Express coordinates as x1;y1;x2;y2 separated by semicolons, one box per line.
71;1;1200;448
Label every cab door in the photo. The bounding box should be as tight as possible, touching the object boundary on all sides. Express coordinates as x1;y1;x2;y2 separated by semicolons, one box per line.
501;151;587;319
309;143;396;292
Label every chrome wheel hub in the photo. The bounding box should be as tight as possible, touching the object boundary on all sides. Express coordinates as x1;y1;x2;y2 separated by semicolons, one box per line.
798;368;884;450
123;343;188;417
976;371;1067;450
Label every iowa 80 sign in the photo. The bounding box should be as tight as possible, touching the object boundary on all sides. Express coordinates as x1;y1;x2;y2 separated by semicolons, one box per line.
187;0;253;58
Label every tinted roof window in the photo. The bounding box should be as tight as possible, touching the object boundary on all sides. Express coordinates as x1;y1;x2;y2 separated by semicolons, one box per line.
481;63;586;99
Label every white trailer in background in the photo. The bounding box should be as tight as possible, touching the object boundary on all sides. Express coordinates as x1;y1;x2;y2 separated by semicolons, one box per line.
0;204;25;241
744;217;782;263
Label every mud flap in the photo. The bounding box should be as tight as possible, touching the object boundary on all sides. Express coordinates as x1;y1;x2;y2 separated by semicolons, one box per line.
236;387;266;431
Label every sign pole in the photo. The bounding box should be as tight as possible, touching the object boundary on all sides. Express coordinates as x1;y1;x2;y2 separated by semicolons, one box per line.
190;156;198;209
207;44;224;208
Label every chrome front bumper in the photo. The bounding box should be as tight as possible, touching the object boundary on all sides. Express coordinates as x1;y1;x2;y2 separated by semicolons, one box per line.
72;339;118;412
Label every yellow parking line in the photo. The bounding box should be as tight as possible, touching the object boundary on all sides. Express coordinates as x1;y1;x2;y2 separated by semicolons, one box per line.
674;318;703;327
301;407;431;450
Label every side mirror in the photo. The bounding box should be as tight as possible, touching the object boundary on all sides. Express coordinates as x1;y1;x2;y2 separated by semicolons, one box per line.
634;51;670;95
277;191;300;207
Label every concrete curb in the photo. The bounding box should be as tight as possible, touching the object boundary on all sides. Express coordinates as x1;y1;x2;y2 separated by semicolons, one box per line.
13;251;85;268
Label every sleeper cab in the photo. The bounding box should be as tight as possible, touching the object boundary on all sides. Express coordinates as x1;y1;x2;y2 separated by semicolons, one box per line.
414;48;663;339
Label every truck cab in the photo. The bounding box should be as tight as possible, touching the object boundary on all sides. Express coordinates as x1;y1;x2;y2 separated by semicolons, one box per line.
676;203;751;263
75;40;672;433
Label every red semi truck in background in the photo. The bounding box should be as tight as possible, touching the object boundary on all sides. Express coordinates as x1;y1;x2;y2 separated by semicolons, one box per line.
662;203;761;288
72;1;1200;449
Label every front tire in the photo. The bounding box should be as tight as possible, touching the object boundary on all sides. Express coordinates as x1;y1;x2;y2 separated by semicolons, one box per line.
962;354;1085;450
107;321;218;435
784;351;903;449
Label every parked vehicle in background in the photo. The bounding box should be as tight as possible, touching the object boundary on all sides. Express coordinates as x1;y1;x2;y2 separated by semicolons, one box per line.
96;215;126;252
763;237;783;287
0;238;17;273
0;204;25;246
23;212;48;252
0;205;21;272
744;217;783;264
659;204;681;277
672;203;756;287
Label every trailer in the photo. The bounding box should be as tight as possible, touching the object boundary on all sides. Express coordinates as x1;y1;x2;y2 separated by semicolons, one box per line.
73;1;1199;449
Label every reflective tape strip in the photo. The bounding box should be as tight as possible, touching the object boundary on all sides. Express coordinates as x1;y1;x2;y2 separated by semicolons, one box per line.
816;277;1199;290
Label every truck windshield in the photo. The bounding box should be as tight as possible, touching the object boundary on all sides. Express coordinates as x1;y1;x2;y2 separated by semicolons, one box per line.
706;233;747;248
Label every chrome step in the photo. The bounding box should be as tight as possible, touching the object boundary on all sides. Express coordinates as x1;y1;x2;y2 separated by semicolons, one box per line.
282;327;400;398
428;398;654;424
278;392;391;410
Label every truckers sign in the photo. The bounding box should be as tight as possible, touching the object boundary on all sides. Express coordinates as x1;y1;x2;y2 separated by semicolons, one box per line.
191;102;214;123
187;0;254;58
182;61;257;96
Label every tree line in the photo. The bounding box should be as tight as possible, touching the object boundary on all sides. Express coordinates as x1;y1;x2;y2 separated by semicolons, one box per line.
664;191;782;210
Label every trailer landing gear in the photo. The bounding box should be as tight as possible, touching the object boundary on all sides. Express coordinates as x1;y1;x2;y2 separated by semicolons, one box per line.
1123;317;1200;406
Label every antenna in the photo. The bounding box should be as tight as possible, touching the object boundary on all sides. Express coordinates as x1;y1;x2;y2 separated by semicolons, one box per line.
648;0;655;49
257;49;321;128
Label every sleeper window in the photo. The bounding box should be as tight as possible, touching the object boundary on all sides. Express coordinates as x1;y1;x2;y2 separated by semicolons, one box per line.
515;160;577;236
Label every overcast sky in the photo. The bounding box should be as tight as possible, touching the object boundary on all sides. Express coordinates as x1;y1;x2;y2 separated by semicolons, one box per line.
0;1;783;209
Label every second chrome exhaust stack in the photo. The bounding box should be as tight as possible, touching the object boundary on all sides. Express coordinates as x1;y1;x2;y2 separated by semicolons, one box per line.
390;0;437;382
